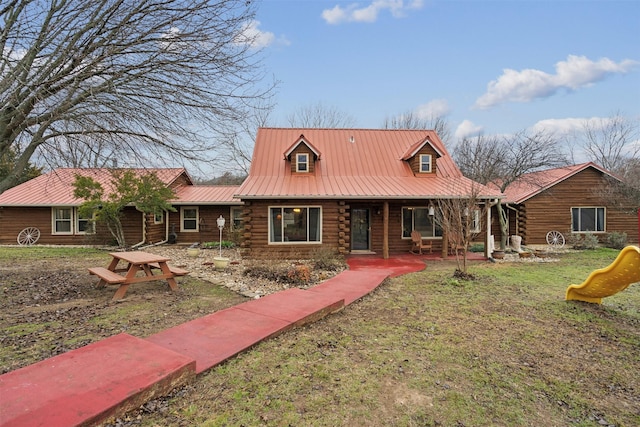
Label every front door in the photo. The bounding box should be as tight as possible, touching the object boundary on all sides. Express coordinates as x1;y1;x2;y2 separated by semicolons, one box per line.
352;208;370;251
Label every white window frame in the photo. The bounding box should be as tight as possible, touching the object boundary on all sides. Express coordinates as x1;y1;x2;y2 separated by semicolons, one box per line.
296;153;309;173
154;210;164;225
52;207;73;235
402;206;442;239
180;207;199;232
571;207;606;233
470;209;481;233
76;210;95;235
269;206;322;244
419;154;432;173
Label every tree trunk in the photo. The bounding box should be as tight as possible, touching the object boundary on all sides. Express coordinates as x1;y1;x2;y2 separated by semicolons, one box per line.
496;203;509;250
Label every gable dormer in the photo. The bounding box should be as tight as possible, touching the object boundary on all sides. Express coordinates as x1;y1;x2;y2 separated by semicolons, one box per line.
283;134;321;174
401;137;443;176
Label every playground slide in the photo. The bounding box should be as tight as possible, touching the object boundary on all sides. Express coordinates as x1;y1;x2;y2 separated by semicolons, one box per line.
565;245;640;304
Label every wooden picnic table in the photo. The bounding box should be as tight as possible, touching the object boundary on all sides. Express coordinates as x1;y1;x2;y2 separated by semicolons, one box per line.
89;251;188;301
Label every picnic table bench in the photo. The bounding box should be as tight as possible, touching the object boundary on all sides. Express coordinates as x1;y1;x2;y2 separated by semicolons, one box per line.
89;251;189;301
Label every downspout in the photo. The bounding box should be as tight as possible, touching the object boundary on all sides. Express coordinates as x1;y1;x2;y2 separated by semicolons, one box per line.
139;210;170;249
130;208;147;249
505;203;519;237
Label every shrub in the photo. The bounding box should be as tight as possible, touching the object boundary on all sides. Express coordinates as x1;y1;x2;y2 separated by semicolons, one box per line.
571;232;599;250
311;247;345;271
469;243;484;253
606;232;628;250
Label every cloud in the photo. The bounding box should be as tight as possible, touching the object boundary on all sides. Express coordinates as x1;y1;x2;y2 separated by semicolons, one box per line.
415;99;450;119
322;0;424;25
455;120;484;140
236;20;290;49
474;55;638;110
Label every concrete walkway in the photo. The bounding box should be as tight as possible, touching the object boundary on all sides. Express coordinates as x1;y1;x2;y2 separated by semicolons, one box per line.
0;254;435;426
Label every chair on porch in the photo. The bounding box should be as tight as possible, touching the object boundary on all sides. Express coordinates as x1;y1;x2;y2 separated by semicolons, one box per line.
410;230;432;254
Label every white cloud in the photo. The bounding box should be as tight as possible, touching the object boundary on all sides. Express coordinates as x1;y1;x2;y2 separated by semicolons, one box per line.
322;0;424;25
236;20;289;49
455;120;484;139
415;99;450;119
474;55;638;110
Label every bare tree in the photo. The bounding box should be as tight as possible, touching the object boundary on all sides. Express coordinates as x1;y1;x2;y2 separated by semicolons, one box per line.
581;113;639;173
454;129;566;250
382;110;452;145
286;102;356;128
436;186;488;275
0;0;275;193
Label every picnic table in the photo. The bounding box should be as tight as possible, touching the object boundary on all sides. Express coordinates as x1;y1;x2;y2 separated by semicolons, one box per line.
89;251;188;301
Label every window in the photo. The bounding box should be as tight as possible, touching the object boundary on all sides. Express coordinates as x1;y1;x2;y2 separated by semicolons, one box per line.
470;209;481;233
181;207;199;232
402;207;442;238
231;207;243;230
419;154;432;173
269;207;321;243
53;208;73;234
296;153;309;172
77;211;95;234
572;207;605;232
154;210;164;224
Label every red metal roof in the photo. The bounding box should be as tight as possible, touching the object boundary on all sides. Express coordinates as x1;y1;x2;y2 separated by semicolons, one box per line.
171;185;242;205
237;128;502;199
0;168;189;206
501;162;617;204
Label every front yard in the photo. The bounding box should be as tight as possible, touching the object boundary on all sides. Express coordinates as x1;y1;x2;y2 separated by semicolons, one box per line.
1;246;638;426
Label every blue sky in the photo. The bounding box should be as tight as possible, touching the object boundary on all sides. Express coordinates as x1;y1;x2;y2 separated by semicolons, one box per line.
247;0;639;142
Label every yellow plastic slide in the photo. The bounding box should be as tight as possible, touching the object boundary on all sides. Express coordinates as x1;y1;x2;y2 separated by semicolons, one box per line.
566;245;640;304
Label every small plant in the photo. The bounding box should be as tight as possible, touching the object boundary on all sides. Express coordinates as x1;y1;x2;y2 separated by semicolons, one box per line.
311;247;345;271
606;232;628;250
202;240;235;249
287;265;311;285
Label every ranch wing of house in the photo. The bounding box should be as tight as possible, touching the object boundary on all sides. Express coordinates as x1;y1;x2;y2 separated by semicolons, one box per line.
0;168;242;246
499;162;639;245
235;128;503;259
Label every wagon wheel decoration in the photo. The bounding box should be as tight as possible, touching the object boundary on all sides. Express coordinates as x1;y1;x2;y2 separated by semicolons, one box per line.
17;227;40;246
545;230;565;249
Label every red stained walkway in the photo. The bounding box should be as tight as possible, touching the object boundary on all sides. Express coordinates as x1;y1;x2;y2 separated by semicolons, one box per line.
0;253;454;426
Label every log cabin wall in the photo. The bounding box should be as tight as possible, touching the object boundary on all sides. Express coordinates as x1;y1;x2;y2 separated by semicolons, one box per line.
166;206;238;246
519;168;638;245
0;206;132;245
240;199;344;259
240;199;470;259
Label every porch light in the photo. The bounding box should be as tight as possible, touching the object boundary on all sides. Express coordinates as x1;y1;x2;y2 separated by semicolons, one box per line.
428;205;435;216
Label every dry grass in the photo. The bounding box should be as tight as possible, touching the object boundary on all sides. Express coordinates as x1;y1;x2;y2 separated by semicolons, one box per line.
1;246;639;426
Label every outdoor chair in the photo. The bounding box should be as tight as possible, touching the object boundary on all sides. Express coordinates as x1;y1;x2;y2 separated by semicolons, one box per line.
410;230;432;254
448;233;466;255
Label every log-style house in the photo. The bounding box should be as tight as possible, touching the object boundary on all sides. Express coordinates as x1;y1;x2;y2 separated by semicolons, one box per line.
0;168;242;246
235;128;503;259
498;162;639;245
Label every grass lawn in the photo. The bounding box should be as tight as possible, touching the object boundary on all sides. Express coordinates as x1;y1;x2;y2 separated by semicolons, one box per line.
1;246;638;426
135;248;639;427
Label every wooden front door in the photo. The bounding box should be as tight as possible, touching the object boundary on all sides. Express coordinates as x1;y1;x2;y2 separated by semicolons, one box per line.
351;208;370;251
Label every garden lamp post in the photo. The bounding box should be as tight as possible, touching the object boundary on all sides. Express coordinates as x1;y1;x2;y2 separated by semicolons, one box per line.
216;215;225;258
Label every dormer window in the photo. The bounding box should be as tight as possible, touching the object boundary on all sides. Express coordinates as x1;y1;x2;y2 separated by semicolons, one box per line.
296;153;309;173
419;154;432;173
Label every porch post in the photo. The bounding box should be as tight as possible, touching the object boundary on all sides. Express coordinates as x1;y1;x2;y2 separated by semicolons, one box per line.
383;201;389;259
485;202;492;258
